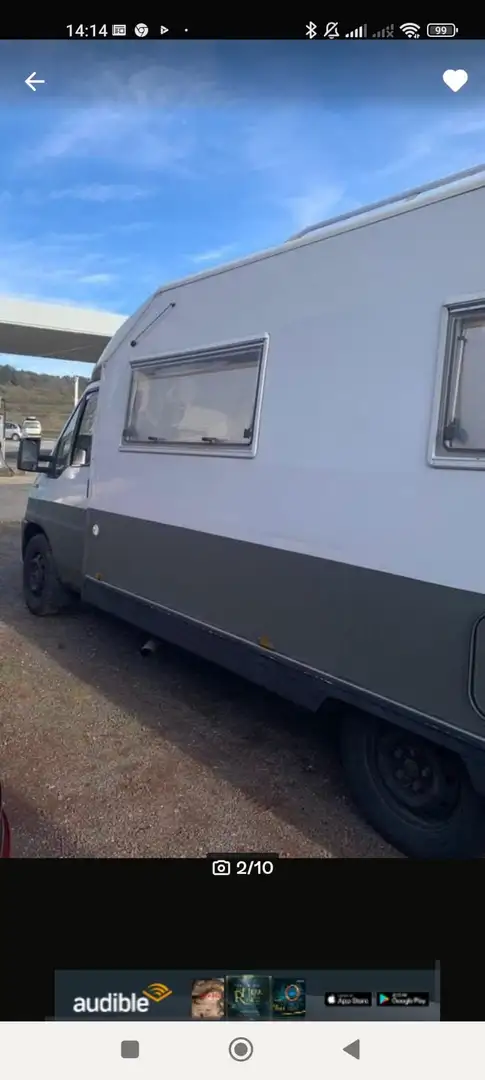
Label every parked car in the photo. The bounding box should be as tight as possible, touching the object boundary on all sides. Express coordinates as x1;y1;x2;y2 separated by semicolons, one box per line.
4;421;21;441
22;416;42;437
0;783;11;858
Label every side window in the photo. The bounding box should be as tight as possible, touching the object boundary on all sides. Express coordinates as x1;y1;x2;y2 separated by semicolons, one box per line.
72;393;98;466
434;303;485;464
53;403;83;476
122;339;265;451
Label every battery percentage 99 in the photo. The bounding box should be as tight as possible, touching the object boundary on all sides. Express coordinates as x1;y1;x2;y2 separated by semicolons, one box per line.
427;23;457;36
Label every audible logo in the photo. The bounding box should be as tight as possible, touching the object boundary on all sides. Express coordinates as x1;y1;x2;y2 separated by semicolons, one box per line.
143;983;172;1003
74;993;150;1014
73;982;173;1014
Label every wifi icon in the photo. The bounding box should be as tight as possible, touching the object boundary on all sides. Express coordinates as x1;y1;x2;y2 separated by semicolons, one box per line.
400;22;420;36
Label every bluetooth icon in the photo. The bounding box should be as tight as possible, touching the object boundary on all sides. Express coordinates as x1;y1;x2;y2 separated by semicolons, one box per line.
305;21;317;37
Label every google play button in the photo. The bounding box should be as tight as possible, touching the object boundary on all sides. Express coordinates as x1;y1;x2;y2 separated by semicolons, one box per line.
377;991;429;1007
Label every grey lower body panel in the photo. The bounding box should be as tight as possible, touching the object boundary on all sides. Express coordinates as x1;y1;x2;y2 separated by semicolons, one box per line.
24;495;86;590
80;509;485;759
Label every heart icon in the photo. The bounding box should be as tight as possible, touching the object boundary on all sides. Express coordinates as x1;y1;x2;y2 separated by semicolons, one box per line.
443;69;468;92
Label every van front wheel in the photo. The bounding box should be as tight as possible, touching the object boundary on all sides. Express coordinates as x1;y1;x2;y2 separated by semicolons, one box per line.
23;533;72;616
340;711;485;859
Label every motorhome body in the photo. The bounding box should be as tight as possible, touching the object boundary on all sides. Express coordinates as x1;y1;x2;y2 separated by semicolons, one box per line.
19;166;485;858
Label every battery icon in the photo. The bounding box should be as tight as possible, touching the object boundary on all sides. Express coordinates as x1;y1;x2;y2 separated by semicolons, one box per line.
427;23;457;36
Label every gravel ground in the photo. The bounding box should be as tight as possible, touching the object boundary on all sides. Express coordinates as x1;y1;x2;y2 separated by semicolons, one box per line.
0;481;397;858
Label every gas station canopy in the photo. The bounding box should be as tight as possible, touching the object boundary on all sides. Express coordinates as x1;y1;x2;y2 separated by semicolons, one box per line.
0;296;127;365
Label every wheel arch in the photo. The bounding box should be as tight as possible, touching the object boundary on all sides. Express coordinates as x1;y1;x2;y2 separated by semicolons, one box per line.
317;694;485;796
22;521;47;559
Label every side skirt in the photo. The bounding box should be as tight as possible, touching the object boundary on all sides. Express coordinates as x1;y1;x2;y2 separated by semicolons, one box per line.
81;576;485;794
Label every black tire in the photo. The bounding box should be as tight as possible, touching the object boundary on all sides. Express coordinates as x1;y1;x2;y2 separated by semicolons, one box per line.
23;533;72;616
340;710;485;859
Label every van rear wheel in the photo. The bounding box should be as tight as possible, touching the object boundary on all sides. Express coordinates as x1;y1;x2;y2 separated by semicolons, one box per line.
23;533;73;616
340;711;485;858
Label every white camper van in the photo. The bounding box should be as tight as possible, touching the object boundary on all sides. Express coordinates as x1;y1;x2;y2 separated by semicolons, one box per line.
18;165;485;859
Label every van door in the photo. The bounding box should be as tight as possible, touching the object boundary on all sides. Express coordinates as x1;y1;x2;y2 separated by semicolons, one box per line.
29;390;99;590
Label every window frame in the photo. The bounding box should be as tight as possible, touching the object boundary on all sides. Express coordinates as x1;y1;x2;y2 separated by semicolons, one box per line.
72;390;99;468
429;296;485;470
51;389;99;477
120;335;269;459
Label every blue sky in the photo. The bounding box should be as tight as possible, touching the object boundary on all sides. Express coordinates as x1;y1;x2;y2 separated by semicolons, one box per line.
1;38;485;377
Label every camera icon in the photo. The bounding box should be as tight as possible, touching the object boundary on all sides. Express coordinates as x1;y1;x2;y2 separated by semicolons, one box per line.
212;859;231;875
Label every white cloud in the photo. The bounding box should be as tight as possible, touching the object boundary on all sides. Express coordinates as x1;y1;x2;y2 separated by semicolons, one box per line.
49;184;151;202
283;185;346;232
237;107;347;233
111;221;152;234
189;245;236;264
0;235;124;308
372;106;485;183
78;273;115;285
32;103;192;173
235;98;485;237
26;61;226;172
0;291;119;311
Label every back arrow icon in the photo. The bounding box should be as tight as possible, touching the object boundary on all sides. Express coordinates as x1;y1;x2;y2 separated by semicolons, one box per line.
25;72;45;92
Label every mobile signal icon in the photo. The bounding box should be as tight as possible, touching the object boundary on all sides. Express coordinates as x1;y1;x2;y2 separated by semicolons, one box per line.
345;24;367;37
372;24;394;37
